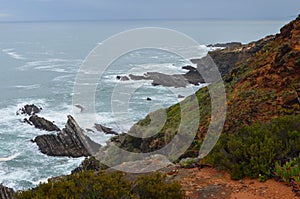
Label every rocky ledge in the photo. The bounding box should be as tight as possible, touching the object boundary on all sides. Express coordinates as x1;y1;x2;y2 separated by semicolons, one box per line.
34;115;101;157
26;115;61;132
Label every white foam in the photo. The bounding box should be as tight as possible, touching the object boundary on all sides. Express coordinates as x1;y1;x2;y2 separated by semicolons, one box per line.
13;84;41;90
0;153;20;162
2;48;26;60
0;99;87;190
19;58;82;73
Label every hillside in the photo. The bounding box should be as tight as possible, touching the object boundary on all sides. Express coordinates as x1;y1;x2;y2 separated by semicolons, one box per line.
113;15;300;158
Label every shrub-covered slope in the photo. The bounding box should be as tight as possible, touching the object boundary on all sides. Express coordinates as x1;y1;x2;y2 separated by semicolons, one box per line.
113;15;300;158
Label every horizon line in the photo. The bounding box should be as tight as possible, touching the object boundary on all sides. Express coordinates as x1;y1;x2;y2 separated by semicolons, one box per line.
0;16;294;24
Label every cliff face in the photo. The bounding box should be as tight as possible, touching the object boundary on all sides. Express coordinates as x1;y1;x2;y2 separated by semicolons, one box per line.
112;15;300;157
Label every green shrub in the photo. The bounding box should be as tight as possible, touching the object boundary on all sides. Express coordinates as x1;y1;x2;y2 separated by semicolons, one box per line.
16;171;133;199
15;171;184;199
205;114;300;180
275;156;300;183
134;173;184;199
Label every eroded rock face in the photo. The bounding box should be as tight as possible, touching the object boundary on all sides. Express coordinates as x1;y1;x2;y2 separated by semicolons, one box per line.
34;115;101;157
28;115;61;132
0;184;15;199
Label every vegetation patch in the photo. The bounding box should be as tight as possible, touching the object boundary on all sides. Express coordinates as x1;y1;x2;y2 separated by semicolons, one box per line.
204;114;300;181
15;171;184;199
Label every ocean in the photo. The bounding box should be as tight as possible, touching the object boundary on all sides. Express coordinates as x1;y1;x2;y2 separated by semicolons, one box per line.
0;19;288;190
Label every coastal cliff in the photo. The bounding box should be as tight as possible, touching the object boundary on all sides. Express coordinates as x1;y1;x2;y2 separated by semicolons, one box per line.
10;15;300;199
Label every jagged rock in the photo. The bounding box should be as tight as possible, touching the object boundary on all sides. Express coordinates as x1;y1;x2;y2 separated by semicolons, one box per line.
94;123;118;135
72;156;108;173
28;115;61;132
129;72;199;88
0;184;15;199
34;115;101;157
16;104;42;116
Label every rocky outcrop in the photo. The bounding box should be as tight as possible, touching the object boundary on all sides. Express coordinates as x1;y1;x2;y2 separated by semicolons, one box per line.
17;104;60;132
207;42;242;48
28;115;60;132
118;36;275;88
116;75;130;81
16;104;42;116
192;35;275;79
34;115;101;157
72;156;108;173
94;124;118;135
128;68;204;88
0;184;15;199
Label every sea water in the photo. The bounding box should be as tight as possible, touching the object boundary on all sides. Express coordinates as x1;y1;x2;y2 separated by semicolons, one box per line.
0;19;288;190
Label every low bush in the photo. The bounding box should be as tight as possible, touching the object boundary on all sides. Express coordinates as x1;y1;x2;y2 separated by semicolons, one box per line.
205;114;300;180
275;155;300;183
15;171;184;199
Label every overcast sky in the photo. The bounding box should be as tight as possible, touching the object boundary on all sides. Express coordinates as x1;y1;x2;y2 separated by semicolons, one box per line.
0;0;299;22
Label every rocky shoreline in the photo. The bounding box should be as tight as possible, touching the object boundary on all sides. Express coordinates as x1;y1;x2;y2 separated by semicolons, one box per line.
2;20;299;197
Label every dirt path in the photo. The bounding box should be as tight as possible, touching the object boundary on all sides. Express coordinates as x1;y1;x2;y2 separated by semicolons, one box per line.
168;167;299;199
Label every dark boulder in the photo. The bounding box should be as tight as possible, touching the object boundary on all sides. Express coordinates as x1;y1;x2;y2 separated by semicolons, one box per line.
16;104;42;116
34;115;101;157
0;184;15;199
29;115;61;132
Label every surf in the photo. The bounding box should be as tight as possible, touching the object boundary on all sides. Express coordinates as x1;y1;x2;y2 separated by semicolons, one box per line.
0;153;20;162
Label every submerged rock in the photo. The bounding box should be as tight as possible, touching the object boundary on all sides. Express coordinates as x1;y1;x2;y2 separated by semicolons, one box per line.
0;184;15;199
34;115;101;157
